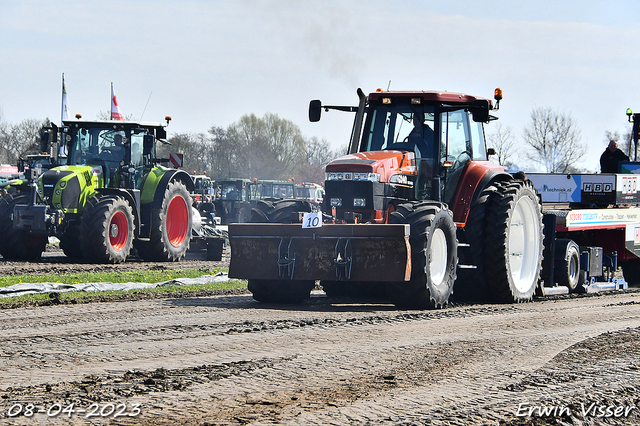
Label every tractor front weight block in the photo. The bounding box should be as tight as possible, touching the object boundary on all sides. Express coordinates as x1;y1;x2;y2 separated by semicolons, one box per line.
228;223;411;282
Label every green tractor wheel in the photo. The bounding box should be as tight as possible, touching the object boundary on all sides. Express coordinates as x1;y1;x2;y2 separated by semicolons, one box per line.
0;193;47;260
136;180;192;261
80;195;135;264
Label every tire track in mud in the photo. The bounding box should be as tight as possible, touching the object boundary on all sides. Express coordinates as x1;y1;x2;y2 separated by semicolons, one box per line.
1;291;640;425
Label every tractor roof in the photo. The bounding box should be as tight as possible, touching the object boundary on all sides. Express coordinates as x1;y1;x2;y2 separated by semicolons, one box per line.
62;120;166;129
368;90;492;107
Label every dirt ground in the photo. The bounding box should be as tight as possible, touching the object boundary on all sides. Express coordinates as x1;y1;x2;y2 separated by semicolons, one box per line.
1;248;640;425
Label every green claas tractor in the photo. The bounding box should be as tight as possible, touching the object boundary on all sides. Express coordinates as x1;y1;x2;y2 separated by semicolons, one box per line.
0;118;194;263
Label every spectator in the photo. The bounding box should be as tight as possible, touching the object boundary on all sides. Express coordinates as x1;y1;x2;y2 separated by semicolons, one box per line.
600;140;629;173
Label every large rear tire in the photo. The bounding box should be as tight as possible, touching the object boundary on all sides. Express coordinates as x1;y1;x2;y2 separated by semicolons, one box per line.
80;195;135;264
136;181;192;261
0;193;47;260
453;183;497;303
247;279;315;304
485;180;543;303
388;201;458;309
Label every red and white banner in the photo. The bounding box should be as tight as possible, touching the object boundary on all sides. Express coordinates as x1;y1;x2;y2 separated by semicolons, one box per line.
0;164;18;175
111;82;123;121
169;153;183;168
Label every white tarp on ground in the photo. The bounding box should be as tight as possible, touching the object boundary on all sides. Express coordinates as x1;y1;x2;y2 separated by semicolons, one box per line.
0;272;230;298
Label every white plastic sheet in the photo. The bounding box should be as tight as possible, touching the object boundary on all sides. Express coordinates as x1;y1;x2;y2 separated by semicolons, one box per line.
0;272;230;298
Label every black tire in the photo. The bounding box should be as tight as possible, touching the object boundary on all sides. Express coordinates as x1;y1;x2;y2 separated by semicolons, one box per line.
485;180;544;303
387;201;458;309
621;260;640;288
250;199;313;223
0;193;47;260
247;279;315;304
79;195;134;263
59;221;84;259
554;239;584;292
453;184;497;303
135;181;192;261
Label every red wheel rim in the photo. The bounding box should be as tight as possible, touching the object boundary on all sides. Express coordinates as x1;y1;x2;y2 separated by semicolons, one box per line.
109;211;129;251
166;195;189;247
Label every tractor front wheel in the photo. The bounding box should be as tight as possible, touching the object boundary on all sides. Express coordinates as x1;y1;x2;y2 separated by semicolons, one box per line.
80;195;135;263
388;201;458;309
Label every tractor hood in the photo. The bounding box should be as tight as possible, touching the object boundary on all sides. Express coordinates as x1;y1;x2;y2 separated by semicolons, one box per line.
38;165;104;213
325;150;416;183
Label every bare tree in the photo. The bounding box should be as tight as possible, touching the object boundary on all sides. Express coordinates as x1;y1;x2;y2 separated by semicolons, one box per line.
486;122;518;168
0;118;45;163
295;136;340;183
523;107;585;173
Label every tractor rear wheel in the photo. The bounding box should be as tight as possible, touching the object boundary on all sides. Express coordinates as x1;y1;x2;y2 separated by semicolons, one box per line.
0;193;47;260
485;180;543;303
136;181;192;261
388;201;458;309
453;183;497;303
80;195;134;263
248;279;315;304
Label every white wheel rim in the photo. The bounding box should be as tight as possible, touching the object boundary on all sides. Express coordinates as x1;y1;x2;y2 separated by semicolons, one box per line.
429;227;448;287
569;252;579;282
508;195;541;293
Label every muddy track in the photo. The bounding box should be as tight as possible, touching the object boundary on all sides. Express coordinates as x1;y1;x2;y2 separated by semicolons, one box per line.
0;281;639;425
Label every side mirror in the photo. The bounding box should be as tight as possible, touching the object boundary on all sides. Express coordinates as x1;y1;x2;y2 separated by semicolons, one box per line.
40;130;50;153
156;127;167;140
143;134;154;155
309;100;322;122
472;99;490;122
487;147;496;156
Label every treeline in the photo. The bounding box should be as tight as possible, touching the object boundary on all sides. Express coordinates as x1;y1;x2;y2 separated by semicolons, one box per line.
0;112;46;163
0;111;342;183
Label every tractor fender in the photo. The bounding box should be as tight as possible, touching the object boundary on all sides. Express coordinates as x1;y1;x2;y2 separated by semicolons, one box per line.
450;161;511;225
149;169;194;210
95;188;142;237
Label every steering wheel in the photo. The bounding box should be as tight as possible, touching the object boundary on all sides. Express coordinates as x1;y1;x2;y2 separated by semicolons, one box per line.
448;151;472;169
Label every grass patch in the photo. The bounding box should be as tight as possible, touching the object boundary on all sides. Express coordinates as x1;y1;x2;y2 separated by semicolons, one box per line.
0;267;249;309
0;267;229;287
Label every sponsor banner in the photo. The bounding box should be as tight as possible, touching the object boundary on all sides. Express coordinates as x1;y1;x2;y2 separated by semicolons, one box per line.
0;164;18;175
565;207;640;229
616;174;640;203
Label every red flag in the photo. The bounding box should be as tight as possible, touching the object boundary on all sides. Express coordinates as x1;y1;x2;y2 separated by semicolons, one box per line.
111;82;123;120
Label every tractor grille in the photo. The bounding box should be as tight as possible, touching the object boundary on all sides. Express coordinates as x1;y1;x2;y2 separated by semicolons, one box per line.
61;175;81;209
325;180;385;212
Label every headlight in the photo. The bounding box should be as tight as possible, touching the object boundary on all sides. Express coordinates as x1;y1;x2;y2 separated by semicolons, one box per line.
353;198;366;207
325;172;380;182
330;198;342;207
389;174;413;186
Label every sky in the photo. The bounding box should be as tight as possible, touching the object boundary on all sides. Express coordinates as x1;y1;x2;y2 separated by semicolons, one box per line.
1;0;640;172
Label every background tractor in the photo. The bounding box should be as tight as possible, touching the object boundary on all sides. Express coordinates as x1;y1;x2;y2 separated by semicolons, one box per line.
0;118;194;263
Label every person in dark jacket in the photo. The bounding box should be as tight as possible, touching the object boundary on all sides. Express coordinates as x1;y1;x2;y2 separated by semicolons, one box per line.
600;140;629;173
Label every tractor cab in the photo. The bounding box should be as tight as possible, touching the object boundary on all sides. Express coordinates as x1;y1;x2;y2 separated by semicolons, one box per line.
65;120;167;189
313;89;497;222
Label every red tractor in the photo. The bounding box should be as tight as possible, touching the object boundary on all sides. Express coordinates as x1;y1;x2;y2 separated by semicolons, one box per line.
228;88;544;308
